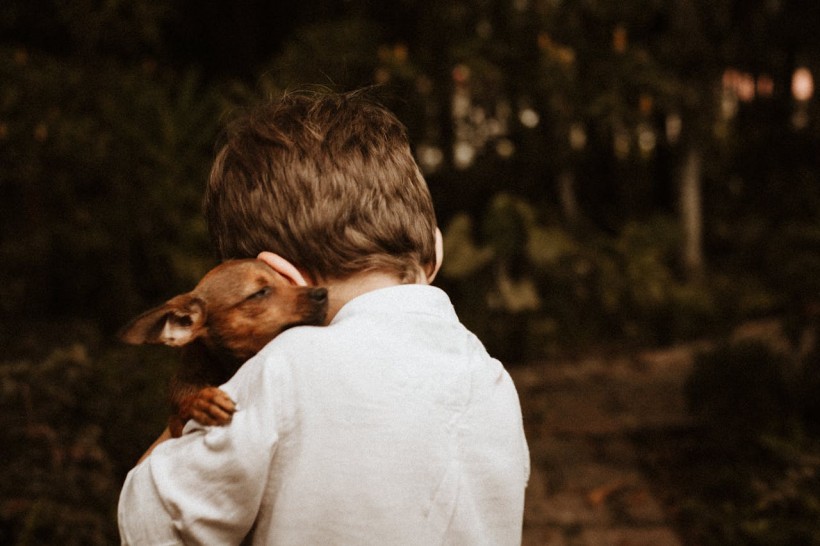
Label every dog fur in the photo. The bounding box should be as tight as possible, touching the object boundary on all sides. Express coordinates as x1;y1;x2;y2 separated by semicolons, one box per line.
119;259;328;437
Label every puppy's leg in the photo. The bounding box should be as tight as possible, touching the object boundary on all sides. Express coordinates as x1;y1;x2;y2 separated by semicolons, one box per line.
168;414;186;438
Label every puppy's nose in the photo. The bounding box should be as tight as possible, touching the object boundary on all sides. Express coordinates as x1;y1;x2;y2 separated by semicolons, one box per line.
310;288;328;302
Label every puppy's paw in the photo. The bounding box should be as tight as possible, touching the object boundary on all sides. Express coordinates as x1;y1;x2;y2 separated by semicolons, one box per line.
188;386;237;427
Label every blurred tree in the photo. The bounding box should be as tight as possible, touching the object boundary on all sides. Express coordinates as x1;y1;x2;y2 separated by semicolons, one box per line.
0;0;222;330
0;0;168;60
2;0;817;345
0;49;219;328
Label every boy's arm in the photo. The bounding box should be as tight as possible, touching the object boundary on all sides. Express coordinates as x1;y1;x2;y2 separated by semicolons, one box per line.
119;423;276;544
118;354;286;545
118;455;186;545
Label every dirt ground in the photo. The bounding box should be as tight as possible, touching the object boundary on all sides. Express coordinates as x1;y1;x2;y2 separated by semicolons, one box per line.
510;343;704;546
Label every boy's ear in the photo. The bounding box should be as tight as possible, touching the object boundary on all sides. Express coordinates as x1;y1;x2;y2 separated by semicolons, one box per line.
257;252;310;286
426;227;444;284
119;297;206;347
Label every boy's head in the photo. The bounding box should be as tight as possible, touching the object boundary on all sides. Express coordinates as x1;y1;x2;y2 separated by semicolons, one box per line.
204;89;438;284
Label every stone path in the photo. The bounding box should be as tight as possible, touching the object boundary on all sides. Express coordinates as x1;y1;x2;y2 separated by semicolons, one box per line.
509;343;706;546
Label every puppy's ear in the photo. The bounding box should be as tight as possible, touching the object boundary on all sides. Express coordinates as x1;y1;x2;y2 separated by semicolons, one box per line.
119;296;206;347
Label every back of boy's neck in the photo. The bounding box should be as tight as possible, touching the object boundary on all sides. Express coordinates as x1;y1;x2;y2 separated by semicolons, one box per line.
324;269;424;322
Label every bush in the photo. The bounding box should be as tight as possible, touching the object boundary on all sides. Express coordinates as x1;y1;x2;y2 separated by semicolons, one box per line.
0;47;219;329
439;193;742;360
0;330;174;545
686;342;796;442
664;340;820;545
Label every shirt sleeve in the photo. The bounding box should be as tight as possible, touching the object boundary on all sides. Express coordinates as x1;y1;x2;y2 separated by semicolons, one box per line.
118;349;291;545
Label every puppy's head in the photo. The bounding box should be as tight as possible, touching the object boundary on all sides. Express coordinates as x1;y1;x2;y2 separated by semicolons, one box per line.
119;259;328;361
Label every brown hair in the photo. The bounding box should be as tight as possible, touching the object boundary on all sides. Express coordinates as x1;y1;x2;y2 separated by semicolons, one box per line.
204;89;437;283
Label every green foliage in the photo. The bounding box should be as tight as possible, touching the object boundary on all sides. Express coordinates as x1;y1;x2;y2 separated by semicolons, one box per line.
652;341;820;545
762;223;820;311
648;430;820;546
440;193;738;359
0;336;173;545
0;47;219;327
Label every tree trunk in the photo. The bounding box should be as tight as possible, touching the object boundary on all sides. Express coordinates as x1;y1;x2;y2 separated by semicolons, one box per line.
557;169;579;225
679;147;704;279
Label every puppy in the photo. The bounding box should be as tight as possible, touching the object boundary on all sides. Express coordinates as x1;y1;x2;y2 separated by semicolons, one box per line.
120;259;328;437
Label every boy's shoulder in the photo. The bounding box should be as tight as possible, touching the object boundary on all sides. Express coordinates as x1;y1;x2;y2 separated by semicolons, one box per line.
232;284;481;383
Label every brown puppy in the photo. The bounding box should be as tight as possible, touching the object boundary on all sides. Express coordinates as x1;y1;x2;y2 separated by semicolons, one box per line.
120;259;328;437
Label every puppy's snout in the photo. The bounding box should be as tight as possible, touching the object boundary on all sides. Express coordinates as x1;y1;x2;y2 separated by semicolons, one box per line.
309;288;328;303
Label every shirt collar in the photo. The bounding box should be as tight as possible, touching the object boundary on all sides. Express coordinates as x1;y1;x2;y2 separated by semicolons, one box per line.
330;284;458;325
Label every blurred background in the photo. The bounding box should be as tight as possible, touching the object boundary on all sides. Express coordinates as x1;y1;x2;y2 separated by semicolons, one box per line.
1;0;819;544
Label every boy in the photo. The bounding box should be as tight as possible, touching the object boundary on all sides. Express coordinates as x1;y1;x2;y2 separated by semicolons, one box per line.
118;90;529;545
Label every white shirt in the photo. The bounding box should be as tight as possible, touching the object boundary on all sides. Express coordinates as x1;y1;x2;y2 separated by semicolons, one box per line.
118;284;530;545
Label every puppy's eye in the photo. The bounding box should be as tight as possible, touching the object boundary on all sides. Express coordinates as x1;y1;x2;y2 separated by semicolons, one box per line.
247;286;272;300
